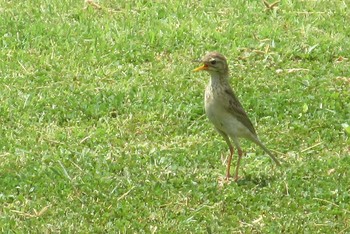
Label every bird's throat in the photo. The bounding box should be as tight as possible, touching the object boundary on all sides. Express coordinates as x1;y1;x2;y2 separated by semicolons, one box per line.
209;72;230;89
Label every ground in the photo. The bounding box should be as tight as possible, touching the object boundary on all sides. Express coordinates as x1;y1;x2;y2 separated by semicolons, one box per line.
1;0;349;232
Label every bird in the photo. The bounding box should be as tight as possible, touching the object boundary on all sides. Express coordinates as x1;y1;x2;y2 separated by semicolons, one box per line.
193;51;281;182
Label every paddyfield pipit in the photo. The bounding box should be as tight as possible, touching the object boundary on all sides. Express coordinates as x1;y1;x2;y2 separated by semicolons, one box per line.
193;51;281;182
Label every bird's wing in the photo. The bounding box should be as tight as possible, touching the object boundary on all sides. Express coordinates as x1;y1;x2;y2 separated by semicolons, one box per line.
224;88;257;135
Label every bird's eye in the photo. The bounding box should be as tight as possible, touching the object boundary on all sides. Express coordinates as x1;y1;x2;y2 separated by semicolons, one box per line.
210;60;217;65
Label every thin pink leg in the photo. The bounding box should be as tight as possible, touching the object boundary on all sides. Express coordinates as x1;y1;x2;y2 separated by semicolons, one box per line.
234;149;243;182
226;146;234;180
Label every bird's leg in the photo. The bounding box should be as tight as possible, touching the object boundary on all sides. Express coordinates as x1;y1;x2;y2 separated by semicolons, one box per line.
225;146;234;180
234;148;243;182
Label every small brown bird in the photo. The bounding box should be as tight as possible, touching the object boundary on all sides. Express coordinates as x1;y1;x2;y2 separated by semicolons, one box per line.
193;52;281;182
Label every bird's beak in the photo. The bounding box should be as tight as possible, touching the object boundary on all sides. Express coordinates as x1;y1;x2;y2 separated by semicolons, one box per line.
193;64;208;72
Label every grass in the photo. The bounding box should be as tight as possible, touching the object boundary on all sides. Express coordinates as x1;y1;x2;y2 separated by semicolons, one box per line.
1;0;349;232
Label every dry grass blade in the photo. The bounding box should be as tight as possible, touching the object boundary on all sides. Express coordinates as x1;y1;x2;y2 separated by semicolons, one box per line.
85;0;102;10
336;77;350;84
276;68;310;73
10;205;50;218
117;186;136;201
263;0;280;10
300;142;323;153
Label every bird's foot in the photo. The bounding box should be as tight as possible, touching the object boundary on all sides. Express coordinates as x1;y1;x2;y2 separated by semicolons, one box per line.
218;176;232;186
233;175;240;182
227;172;242;182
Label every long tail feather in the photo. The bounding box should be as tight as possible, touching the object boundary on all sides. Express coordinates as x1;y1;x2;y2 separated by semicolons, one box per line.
253;137;281;166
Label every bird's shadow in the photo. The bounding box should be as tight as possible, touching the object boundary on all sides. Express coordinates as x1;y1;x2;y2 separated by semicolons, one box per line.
236;173;277;187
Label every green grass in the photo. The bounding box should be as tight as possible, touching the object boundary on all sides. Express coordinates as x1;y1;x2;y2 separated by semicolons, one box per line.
1;0;349;232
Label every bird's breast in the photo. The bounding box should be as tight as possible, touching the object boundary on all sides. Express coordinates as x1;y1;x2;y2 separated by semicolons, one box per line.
204;89;226;129
204;87;252;139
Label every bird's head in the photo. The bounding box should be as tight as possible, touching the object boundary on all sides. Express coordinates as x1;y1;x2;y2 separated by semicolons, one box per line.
193;52;228;76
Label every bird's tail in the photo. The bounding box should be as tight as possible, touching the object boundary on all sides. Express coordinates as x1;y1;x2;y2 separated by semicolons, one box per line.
253;138;281;166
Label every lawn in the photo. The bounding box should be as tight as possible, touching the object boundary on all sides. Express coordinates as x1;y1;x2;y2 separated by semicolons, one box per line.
1;0;349;232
